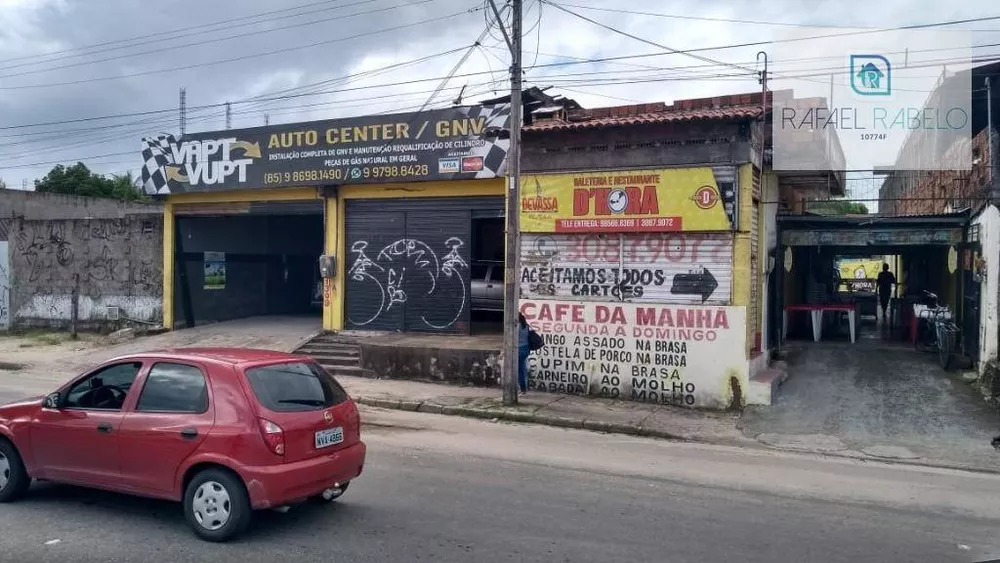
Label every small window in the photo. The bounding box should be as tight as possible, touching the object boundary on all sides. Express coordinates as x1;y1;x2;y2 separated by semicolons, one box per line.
136;363;209;414
491;265;505;283
244;362;348;412
64;362;142;411
470;264;490;281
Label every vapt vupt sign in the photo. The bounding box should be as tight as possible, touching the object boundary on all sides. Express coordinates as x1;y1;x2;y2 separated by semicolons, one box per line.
168;138;261;185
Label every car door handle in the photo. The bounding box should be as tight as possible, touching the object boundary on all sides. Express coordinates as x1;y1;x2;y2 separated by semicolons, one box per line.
97;423;113;434
180;428;198;440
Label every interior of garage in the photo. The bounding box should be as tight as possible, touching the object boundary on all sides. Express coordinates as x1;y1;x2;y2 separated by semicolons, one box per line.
172;203;324;328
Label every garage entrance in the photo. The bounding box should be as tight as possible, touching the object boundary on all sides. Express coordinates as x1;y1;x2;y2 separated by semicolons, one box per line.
172;200;324;328
775;212;974;353
344;196;504;334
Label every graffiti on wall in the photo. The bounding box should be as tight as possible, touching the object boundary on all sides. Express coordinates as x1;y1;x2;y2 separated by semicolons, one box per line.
520;232;733;304
520;299;747;408
347;237;469;330
7;218;164;326
0;241;9;330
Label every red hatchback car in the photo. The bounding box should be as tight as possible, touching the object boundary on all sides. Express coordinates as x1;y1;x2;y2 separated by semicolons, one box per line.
0;348;366;542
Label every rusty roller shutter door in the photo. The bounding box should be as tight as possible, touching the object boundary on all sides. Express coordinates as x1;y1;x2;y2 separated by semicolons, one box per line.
520;232;733;305
345;197;501;334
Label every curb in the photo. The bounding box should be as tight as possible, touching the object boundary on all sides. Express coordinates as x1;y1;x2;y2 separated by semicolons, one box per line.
355;396;683;442
354;395;1000;476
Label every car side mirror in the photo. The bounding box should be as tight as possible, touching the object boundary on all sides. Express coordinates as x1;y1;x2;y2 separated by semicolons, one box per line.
43;392;62;409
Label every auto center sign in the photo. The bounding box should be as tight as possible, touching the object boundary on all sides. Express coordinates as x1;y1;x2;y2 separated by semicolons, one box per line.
140;105;511;195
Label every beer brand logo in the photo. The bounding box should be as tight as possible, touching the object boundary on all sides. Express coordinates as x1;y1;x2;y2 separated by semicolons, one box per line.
692;185;720;210
522;196;559;212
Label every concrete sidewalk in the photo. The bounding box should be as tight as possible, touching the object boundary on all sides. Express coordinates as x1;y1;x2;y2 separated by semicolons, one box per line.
341;375;750;446
341;375;1000;474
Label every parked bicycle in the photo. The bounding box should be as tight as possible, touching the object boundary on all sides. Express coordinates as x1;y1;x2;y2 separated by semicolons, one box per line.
914;290;962;370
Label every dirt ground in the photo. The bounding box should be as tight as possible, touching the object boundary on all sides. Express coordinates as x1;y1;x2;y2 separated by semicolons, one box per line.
0;316;321;395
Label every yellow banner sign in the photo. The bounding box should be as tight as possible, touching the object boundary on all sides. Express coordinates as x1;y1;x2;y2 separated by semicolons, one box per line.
520;168;735;233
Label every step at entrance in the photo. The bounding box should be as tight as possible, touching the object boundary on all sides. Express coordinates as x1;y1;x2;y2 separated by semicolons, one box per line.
294;334;373;379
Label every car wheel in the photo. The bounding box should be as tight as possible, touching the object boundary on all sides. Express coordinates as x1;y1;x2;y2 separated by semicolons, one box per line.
0;439;30;503
311;481;349;503
183;468;251;542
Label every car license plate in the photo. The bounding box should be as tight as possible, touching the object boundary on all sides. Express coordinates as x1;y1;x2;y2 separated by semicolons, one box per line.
315;427;344;449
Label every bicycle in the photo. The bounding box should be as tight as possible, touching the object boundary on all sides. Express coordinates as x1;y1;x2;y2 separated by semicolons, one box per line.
914;298;961;370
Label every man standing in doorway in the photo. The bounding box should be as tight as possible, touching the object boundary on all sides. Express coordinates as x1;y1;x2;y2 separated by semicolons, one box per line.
877;263;897;324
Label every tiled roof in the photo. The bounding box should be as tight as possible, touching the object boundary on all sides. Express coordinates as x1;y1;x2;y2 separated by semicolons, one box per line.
524;91;774;133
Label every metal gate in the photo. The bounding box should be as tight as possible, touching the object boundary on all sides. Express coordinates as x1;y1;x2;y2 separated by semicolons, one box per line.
344;197;503;333
962;243;982;361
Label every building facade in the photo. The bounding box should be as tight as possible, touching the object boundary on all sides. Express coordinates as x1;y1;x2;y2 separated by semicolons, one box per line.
147;105;511;334
516;95;773;408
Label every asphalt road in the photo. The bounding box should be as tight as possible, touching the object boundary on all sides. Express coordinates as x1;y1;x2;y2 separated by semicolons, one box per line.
2;407;1000;562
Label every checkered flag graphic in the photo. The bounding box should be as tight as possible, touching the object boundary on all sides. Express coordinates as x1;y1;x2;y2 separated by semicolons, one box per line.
140;134;176;195
462;104;511;178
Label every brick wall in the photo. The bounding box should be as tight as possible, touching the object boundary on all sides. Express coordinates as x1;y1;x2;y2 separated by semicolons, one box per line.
881;129;992;216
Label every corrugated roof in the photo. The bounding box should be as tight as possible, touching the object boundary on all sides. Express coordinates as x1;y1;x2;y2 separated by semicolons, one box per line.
524;90;774;133
525;105;763;132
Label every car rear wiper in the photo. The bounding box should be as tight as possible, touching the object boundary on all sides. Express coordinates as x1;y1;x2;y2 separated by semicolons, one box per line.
277;399;326;406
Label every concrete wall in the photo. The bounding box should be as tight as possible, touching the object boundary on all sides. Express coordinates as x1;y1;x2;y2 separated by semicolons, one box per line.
359;340;501;387
975;205;1000;373
523;120;753;173
0;188;162;220
2;215;163;330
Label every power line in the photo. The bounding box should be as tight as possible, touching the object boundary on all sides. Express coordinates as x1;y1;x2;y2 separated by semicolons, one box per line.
0;0;356;66
0;0;428;80
0;45;473;131
0;7;482;91
552;3;863;28
0;96;482;171
543;1;757;75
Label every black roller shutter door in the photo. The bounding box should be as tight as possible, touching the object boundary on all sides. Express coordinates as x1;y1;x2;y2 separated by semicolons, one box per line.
344;211;405;331
345;197;501;334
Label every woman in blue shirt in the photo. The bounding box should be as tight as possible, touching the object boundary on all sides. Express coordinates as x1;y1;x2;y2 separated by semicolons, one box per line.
518;313;530;394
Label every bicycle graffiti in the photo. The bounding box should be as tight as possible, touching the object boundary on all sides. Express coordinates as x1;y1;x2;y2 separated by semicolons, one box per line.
347;237;469;330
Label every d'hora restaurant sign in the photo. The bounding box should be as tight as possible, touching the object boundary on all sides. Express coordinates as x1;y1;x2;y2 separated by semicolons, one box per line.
521;299;748;408
519;167;736;233
140;105;511;195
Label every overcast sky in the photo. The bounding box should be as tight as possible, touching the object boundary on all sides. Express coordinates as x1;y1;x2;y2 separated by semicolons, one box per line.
0;0;996;191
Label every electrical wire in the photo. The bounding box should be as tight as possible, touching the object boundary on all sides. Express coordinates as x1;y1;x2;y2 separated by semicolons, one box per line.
0;0;387;74
0;0;432;80
0;7;483;90
0;0;364;65
543;1;758;75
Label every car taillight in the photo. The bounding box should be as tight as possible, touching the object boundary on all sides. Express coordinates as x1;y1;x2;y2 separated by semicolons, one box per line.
348;401;361;437
258;418;284;456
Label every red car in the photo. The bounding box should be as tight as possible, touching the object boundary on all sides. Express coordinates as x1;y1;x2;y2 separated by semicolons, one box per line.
0;348;366;542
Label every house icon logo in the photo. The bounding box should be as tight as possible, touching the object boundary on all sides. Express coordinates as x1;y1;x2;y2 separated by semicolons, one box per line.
850;54;891;96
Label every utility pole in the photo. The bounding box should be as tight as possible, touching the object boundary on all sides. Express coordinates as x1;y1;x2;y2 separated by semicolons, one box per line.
489;0;523;406
225;102;232;130
179;88;187;136
265;114;270;127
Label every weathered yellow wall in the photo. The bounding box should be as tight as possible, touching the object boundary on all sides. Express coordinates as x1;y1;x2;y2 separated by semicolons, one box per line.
162;187;322;330
733;164;754;355
162;201;175;329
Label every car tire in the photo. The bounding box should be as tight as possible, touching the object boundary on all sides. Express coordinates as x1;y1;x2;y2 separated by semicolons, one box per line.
310;481;349;503
0;439;31;503
183;468;251;542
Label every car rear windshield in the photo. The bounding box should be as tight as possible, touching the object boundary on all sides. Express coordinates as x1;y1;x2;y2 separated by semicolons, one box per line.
244;361;349;412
